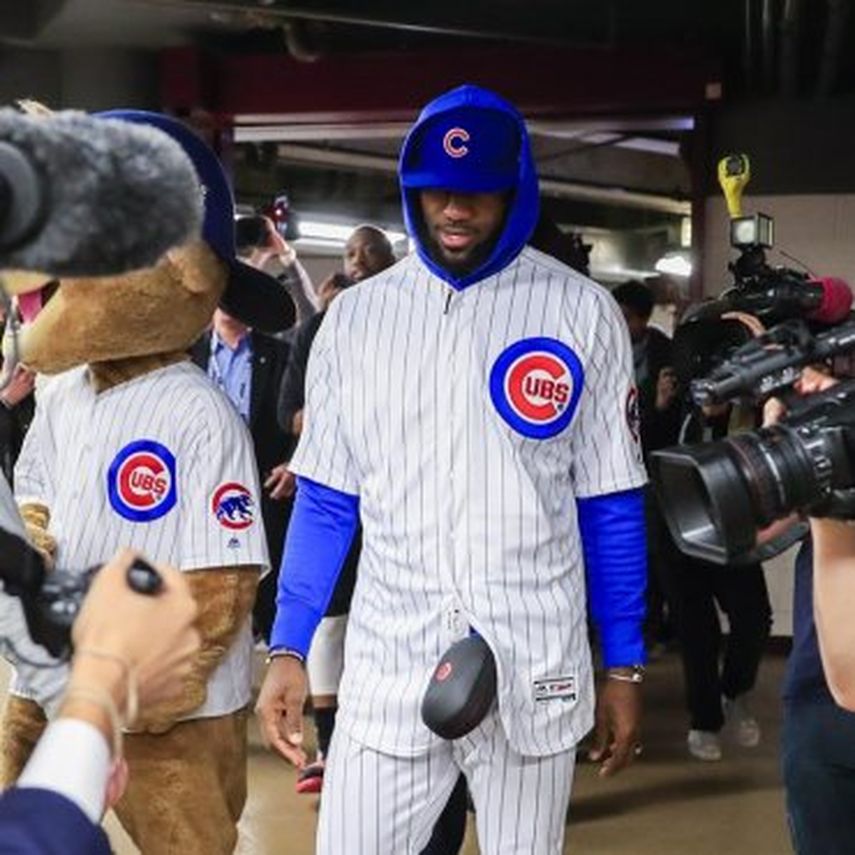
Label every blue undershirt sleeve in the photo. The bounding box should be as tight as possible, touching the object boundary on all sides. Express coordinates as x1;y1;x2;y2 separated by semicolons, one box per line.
577;487;647;668
269;476;359;657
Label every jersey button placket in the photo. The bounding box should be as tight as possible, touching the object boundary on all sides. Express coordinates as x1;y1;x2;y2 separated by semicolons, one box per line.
438;281;457;593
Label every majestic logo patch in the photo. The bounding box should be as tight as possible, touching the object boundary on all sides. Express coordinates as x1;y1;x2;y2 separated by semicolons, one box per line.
533;675;577;703
443;127;470;158
108;440;177;522
489;338;584;439
212;482;255;530
626;386;641;444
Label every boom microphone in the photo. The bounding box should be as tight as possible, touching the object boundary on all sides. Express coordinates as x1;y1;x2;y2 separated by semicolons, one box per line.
0;109;202;277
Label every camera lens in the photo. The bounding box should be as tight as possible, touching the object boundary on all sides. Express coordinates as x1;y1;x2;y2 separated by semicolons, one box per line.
726;426;823;526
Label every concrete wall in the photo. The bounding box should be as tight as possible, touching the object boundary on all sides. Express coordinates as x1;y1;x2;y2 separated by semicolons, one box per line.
702;193;855;298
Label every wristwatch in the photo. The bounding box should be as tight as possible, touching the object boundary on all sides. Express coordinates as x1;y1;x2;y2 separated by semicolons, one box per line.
606;664;645;684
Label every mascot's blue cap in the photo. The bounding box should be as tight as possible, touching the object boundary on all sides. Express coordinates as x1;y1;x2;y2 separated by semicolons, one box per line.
98;109;295;333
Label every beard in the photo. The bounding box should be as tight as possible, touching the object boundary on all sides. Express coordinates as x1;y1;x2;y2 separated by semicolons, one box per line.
422;228;501;278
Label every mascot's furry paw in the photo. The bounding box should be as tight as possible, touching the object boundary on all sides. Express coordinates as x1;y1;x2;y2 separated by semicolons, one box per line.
0;696;47;787
18;503;56;569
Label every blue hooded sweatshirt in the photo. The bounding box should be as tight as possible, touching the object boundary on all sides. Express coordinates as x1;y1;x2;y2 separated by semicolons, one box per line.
398;83;540;290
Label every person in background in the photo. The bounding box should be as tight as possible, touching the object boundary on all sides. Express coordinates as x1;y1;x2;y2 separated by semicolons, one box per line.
275;225;396;795
343;224;397;285
235;214;320;325
612;280;680;655
191;306;293;642
0;548;199;854
0;363;35;487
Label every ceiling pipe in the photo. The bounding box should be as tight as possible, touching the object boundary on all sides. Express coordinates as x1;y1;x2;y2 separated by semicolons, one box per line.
272;142;691;215
150;0;605;46
817;0;850;97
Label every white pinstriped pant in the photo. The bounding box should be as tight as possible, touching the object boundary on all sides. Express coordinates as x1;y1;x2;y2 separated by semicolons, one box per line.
317;710;576;855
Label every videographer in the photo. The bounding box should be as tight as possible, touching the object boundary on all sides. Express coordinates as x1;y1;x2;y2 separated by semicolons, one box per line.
0;548;199;854
756;366;855;855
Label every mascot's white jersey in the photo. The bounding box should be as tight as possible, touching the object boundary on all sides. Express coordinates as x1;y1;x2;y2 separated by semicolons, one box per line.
12;361;268;716
289;247;647;758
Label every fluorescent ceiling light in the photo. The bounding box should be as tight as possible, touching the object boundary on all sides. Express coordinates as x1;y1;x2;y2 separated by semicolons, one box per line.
297;218;407;246
654;254;693;277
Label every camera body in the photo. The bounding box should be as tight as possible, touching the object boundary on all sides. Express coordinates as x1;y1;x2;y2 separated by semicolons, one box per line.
670;212;825;393
0;526;93;660
651;376;855;564
649;192;855;564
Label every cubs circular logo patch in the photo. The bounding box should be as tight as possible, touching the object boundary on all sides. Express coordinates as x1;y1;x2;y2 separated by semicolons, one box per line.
489;338;584;439
108;440;177;522
211;482;255;531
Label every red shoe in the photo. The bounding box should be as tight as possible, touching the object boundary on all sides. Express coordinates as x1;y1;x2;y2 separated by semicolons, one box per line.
296;759;325;794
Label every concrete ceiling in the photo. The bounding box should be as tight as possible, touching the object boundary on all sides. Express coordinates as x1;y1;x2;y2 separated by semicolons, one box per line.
0;0;697;277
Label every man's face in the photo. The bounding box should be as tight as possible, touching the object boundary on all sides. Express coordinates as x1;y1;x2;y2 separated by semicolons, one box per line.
419;190;507;276
344;229;393;282
618;304;650;343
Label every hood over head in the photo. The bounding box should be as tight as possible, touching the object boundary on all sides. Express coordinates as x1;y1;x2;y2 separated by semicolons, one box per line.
399;84;539;289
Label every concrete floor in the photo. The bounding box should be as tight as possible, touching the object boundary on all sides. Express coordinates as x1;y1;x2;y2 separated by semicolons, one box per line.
3;651;793;854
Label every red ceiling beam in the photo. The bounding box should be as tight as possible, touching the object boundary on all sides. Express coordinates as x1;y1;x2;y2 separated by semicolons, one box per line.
161;45;720;124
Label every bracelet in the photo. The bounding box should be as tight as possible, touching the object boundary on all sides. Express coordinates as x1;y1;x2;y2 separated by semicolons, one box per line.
266;647;305;666
75;647;138;726
606;665;645;684
62;685;123;758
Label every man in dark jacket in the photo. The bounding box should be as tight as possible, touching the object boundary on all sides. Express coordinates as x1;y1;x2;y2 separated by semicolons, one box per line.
612;280;681;656
191;309;293;640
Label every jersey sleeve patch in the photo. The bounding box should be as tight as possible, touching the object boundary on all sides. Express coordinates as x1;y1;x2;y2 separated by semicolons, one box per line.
625;385;641;445
489;337;584;439
107;439;177;522
211;481;256;530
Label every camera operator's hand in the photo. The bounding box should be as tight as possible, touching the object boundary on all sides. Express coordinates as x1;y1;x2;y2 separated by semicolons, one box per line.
655;367;678;411
722;310;766;338
17;551;199;821
67;548;199;717
763;366;838;427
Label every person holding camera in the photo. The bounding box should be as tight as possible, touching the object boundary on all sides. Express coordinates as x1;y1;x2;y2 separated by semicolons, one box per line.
0;547;199;854
659;311;773;762
757;366;855;855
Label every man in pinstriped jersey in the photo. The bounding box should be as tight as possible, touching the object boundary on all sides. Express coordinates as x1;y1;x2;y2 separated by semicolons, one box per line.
257;83;648;854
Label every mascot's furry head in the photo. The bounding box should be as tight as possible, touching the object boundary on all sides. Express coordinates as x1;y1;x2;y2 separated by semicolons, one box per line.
4;110;294;376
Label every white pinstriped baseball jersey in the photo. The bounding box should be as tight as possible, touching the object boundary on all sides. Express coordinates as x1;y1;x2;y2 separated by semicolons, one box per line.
289;246;647;758
12;361;268;716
